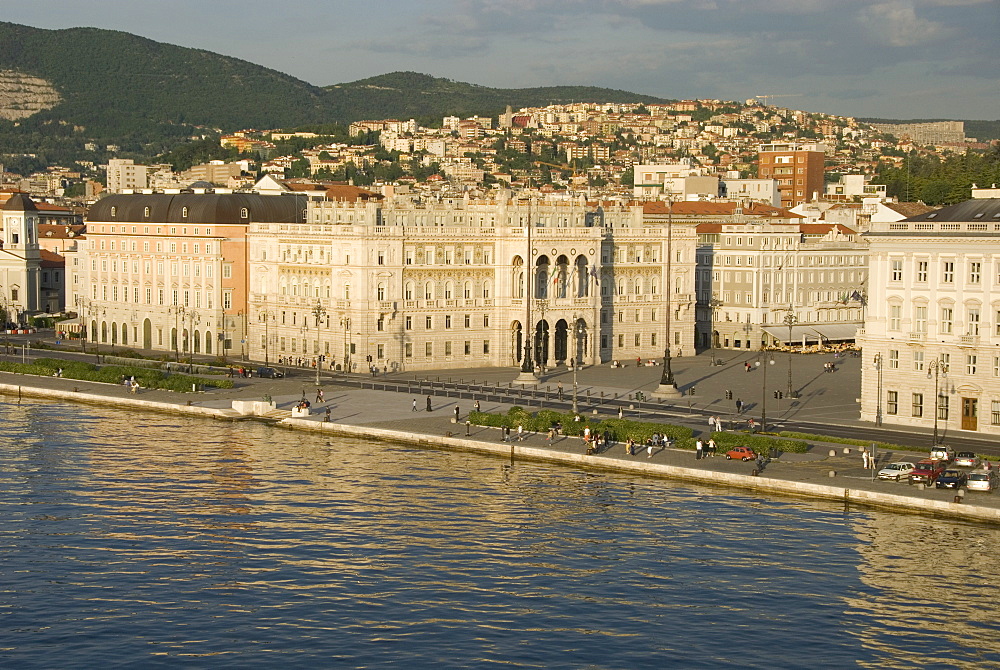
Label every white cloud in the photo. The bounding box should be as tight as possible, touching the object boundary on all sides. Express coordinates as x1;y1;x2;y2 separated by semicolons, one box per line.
860;1;952;47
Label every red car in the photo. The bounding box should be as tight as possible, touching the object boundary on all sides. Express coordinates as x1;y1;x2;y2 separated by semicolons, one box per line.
909;459;946;485
725;446;757;462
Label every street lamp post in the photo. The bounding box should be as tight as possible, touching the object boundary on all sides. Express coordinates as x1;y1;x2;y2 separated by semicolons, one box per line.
187;310;199;371
516;200;538;385
655;198;681;397
928;358;948;445
784;307;797;397
312;302;326;385
755;352;776;432
873;352;883;427
340;316;350;373
260;308;273;367
572;315;582;415
170;305;184;362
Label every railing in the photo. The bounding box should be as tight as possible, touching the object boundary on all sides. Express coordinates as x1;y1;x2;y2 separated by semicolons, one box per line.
960;335;980;346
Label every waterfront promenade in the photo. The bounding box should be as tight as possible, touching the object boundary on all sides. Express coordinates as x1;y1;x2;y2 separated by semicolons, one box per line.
2;343;1000;523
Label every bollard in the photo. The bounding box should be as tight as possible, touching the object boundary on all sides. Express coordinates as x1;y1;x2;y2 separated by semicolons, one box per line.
917;483;925;490
828;470;837;477
842;447;852;455
752;468;759;476
954;495;962;504
828;450;837;457
629;404;635;410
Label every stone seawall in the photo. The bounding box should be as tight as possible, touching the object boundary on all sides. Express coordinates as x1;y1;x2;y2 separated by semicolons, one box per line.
3;380;998;525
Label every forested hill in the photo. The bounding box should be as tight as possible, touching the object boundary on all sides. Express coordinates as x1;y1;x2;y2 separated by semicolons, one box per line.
0;22;667;161
325;71;668;122
0;22;330;140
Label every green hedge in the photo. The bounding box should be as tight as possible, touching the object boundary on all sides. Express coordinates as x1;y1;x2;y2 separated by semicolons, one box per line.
1;357;234;391
710;431;809;458
469;407;693;444
777;431;918;453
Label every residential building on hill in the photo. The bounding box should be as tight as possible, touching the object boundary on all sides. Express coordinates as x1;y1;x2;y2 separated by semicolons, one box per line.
757;142;827;209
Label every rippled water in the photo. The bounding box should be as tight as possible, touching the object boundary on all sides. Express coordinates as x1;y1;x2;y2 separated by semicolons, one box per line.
2;400;1000;668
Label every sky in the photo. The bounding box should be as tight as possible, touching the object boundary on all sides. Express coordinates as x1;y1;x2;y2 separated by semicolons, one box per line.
3;0;998;120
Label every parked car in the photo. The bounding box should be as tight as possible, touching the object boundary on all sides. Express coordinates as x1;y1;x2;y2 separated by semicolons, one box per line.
966;469;998;493
725;446;757;462
256;366;284;378
935;469;968;489
953;451;981;468
929;445;954;463
909;459;946;485
877;462;917;482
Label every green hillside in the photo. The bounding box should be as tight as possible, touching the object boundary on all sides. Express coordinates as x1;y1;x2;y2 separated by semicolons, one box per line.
325;71;668;122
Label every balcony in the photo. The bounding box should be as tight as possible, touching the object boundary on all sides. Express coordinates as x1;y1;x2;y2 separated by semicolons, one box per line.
960;335;980;346
907;332;925;342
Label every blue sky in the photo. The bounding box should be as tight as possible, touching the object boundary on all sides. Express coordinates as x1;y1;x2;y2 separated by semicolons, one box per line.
4;0;998;121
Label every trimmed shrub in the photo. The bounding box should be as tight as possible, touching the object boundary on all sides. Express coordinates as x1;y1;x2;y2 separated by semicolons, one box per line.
711;431;809;458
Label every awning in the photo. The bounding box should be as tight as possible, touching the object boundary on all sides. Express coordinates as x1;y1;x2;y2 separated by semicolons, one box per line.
809;324;858;341
762;323;858;343
762;324;822;343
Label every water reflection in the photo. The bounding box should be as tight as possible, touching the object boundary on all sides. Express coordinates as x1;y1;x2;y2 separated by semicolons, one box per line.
2;399;1000;668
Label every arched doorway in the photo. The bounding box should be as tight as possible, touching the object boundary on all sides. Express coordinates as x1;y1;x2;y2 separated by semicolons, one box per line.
554;319;568;362
510;321;524;365
193;330;201;354
205;331;212;355
101;321;108;344
120;322;128;346
534;319;549;368
143;319;152;349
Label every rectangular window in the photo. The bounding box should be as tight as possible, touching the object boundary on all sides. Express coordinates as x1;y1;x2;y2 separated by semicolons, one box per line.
992;400;1000;426
405;316;412;330
941;307;953;334
222;264;232;279
483;340;490;354
483;315;490;328
223;291;232;309
969;261;982;284
943;261;954;283
967;354;978;375
425;342;432;357
916;261;928;282
425;316;432;329
912;393;923;417
913;351;925;372
915;306;927;333
405;343;412;358
887;390;898;415
890;259;903;281
464;314;471;328
445;341;452;356
889;305;901;331
445;315;452;329
937;394;949;421
464;341;471;355
889;350;899;369
968;308;981;336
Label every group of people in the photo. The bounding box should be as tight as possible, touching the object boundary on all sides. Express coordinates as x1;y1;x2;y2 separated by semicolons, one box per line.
694;438;718;459
229;366;253;378
120;375;139;394
823;362;837;373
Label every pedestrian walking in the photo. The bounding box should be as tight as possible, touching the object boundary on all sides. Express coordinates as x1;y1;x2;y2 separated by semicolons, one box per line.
695;439;704;460
517;424;524;442
474;400;481;413
707;438;717;457
647;440;654;458
861;447;870;469
736;398;743;414
426;395;433;412
583;426;591;447
412;398;418;412
557;382;563;400
626;439;634;456
454;405;460;422
709;416;716;431
316;388;325;404
715;416;723;432
502;425;511;442
324;407;331;422
745;361;751;372
546;427;555;442
618;406;624;419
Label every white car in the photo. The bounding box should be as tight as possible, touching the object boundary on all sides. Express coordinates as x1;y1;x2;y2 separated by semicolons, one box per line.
953;451;981;468
966;469;998;492
877;462;917;481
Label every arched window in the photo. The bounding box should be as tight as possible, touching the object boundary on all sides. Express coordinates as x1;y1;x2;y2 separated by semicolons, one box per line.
143;206;150;217
240;208;249;219
483;280;492;299
404;281;413;300
182;206;189;218
377;283;386;301
464;281;471;299
444;282;453;299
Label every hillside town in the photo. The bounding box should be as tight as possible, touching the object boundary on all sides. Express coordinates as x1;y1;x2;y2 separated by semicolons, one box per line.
1;99;999;439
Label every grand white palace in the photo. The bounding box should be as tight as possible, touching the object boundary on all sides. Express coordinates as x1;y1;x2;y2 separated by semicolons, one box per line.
76;188;698;374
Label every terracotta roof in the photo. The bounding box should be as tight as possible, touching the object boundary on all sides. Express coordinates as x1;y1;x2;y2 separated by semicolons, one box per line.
799;223;857;235
882;201;937;217
39;223;86;239
40;249;65;267
323;185;383;202
644;200;800;218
